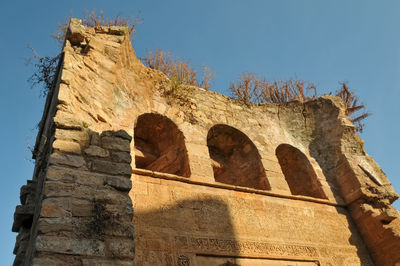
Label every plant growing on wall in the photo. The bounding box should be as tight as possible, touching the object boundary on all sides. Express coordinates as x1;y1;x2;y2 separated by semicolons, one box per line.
142;49;214;90
229;72;370;132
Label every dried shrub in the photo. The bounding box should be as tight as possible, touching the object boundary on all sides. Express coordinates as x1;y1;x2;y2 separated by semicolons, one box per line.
142;49;214;90
26;46;61;97
335;82;371;132
52;9;138;45
229;72;317;104
230;72;370;132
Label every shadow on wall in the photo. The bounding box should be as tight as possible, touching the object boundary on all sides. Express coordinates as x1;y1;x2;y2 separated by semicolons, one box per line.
307;124;376;265
276;144;326;199
207;124;270;190
134;113;191;177
133;198;241;266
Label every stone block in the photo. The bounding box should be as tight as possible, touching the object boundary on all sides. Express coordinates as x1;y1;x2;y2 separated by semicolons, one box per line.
87;37;104;52
32;256;78;266
35;235;105;256
104;204;134;219
110;151;131;163
53;139;82;154
106;239;135;259
68;18;85;45
54;114;83;130
108;26;130;36
12;205;34;232
43;181;74;198
105;175;132;191
91;159;132;176
49;153;87;169
46;166;105;186
20;181;36;205
100;130;132;141
72;199;94;217
37;217;73;233
55;128;90;144
94;189;132;206
46;166;75;183
104;222;135;238
40;198;71;218
101;136;130;152
84;145;110;158
90;132;101;146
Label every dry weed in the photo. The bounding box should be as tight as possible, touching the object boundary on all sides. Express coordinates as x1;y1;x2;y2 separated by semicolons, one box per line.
229;73;317;104
230;72;370;132
335;82;371;132
142;49;214;90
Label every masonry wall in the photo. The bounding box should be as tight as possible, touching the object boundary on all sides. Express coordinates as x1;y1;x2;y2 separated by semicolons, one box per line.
12;19;400;266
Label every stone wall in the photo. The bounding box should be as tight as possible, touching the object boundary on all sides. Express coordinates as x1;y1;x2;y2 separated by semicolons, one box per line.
12;19;400;265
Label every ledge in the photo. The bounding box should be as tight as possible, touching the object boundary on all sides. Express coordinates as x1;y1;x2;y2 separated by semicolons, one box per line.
132;168;345;207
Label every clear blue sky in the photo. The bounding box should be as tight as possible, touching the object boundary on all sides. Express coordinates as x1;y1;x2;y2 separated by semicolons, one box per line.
1;1;400;264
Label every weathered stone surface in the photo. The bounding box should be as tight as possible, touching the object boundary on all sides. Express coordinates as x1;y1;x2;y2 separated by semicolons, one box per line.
36;235;105;256
82;259;134;266
55;128;89;143
53;139;82;154
101;130;132;141
20;181;36;205
40;198;71;218
68;18;85;45
32;256;80;266
101;136;130;152
106;239;135;258
91;159;132;176
46;165;105;186
12;205;34;232
43;181;74;198
37;217;73;233
71;199;93;217
49;153;87;168
104;222;135;238
105;175;132;191
53;115;83;130
84;145;110;157
110;151;131;163
90;132;101;146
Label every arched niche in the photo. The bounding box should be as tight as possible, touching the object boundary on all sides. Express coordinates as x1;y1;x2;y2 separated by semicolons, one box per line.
134;113;191;177
207;124;270;190
276;144;326;199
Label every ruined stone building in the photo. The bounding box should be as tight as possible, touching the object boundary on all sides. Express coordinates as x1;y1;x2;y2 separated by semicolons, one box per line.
12;19;400;266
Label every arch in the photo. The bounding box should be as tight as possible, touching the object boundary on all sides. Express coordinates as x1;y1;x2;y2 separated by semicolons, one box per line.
276;144;326;199
207;124;270;190
134;113;191;177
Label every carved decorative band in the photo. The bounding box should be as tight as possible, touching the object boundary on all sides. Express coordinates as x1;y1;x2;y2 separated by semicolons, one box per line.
175;236;318;258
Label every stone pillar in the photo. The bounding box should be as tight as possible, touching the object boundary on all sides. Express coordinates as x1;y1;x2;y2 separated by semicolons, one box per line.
13;122;135;265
